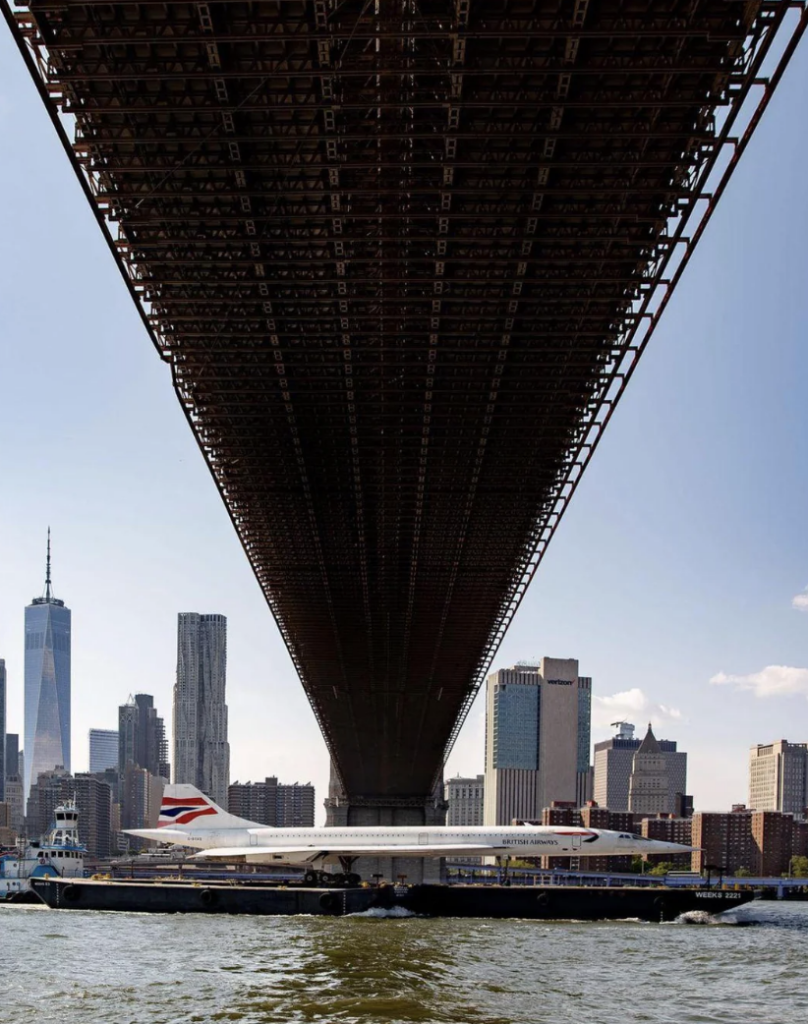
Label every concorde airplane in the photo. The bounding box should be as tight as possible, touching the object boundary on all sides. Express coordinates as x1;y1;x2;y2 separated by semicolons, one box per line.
126;786;694;886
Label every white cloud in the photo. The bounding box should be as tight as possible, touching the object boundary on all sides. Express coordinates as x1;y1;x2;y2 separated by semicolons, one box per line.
792;587;808;612
591;688;682;732
710;665;808;699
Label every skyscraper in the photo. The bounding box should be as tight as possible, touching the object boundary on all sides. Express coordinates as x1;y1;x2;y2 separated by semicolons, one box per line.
749;740;808;814
6;739;25;833
576;677;593;805
483;658;591;825
0;659;6;803
593;722;687;813
628;724;670;815
117;694;170;834
118;695;170;779
174;613;229;805
445;774;485;826
24;531;71;801
5;733;19;780
89;728;119;773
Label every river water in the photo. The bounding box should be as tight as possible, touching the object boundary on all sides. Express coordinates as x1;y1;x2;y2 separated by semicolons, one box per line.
1;901;805;1023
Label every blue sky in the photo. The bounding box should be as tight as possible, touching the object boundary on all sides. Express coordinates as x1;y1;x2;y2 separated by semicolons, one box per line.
1;25;807;822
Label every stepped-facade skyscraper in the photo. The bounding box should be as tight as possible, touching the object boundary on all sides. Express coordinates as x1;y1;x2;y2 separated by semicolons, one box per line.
628;724;670;815
24;531;71;801
173;613;229;805
593;722;687;814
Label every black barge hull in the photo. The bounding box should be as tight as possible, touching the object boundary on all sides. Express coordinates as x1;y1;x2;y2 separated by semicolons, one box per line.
29;878;755;921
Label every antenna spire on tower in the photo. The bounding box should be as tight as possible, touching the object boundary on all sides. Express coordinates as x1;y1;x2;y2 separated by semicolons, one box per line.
45;526;53;601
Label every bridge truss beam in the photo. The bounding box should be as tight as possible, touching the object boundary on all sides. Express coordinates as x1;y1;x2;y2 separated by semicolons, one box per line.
3;0;805;799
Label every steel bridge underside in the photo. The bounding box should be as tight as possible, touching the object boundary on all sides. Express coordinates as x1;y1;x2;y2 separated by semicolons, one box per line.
5;0;805;802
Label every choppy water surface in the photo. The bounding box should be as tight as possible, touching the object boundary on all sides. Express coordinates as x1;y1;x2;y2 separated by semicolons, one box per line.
1;901;806;1023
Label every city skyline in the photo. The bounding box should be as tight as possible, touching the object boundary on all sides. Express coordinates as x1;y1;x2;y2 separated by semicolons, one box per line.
2;540;806;821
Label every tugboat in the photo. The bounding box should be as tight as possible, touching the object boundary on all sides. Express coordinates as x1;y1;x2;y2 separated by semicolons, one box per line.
0;802;86;902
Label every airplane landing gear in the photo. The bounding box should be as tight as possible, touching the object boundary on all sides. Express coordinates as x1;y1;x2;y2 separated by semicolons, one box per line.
303;860;362;888
338;857;362;887
303;869;363;887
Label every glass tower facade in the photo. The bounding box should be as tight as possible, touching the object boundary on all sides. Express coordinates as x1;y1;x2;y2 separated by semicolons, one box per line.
491;682;540;770
577;677;592;774
89;728;119;773
24;535;71;801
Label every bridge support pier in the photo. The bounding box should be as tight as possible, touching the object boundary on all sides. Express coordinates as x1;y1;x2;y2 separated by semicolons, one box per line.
324;765;447;884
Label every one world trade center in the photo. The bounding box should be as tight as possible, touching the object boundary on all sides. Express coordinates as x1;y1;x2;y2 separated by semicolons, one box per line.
24;530;71;802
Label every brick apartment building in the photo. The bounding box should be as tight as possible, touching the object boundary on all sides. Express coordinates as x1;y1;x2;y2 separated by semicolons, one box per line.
692;806;808;876
641;814;693;869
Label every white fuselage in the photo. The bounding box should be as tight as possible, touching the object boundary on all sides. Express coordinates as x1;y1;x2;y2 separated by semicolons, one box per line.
137;823;689;865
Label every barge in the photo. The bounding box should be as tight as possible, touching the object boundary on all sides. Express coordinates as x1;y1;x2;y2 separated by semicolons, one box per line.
27;877;756;922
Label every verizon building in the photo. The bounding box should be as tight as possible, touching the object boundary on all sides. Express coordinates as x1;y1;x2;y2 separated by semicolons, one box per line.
484;659;591;826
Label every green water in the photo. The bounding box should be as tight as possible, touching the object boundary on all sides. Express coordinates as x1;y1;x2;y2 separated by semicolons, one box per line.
1;902;805;1023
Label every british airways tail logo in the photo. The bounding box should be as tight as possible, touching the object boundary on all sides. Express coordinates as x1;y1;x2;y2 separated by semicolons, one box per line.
158;796;218;827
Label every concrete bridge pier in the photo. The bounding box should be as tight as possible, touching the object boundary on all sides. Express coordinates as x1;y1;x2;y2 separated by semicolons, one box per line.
324;766;447;884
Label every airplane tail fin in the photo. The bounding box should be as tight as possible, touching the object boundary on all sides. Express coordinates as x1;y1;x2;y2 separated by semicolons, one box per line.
157;784;261;830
